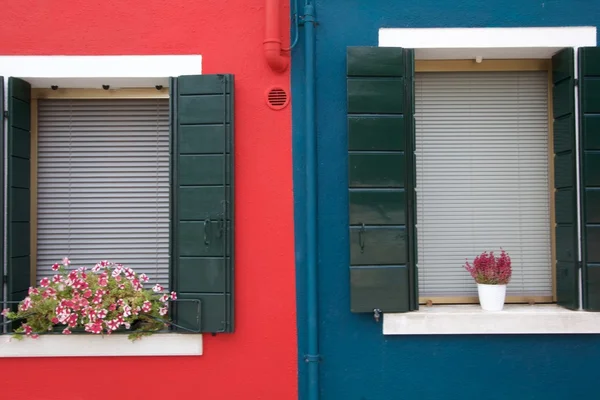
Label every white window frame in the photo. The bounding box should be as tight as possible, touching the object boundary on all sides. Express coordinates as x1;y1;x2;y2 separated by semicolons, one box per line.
0;55;204;356
379;26;600;335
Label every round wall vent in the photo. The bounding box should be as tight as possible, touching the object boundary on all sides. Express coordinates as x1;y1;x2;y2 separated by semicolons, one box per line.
266;86;289;110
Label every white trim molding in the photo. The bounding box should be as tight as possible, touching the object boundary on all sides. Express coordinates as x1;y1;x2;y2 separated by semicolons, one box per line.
379;27;597;59
0;334;203;357
383;305;600;335
0;55;202;88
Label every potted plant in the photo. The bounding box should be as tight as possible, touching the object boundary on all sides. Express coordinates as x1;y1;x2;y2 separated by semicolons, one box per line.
1;258;177;341
464;250;512;311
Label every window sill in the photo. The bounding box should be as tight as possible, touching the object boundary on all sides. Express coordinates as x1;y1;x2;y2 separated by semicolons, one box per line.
383;304;600;335
0;333;203;357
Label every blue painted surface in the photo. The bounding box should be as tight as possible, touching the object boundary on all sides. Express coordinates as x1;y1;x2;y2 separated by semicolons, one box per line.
292;1;600;399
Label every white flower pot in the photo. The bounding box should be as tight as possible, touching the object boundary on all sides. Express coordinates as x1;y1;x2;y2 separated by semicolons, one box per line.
477;283;507;311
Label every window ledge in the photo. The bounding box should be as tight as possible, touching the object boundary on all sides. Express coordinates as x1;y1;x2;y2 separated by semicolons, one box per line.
0;333;203;357
383;304;600;335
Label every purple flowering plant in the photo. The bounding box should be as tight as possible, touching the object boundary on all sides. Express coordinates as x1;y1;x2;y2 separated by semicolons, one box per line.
464;249;512;285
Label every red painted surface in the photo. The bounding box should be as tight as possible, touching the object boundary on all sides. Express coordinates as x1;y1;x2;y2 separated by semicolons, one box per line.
0;1;297;399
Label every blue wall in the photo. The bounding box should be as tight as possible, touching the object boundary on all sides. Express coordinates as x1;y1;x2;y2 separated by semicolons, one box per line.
291;1;600;399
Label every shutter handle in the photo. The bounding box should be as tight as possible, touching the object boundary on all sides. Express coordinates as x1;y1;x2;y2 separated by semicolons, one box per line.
203;217;211;246
358;223;366;253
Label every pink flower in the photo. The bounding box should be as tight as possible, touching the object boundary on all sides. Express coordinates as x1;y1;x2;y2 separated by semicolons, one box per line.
1;308;10;317
52;274;62;284
117;299;124;307
159;294;169;303
159;307;168;316
123;305;132;318
51;317;59;324
115;275;122;282
112;268;121;278
62;257;71;266
51;263;60;271
118;284;125;289
108;304;117;311
22;324;33;335
131;279;142;291
28;287;39;296
124;322;131;329
85;322;103;334
142;301;152;313
139;274;149;283
39;277;50;287
171;291;178;300
83;289;92;299
20;297;32;311
45;287;57;299
68;270;78;281
106;319;120;331
68;313;78;327
153;284;164;293
97;309;108;319
125;269;135;280
62;328;72;335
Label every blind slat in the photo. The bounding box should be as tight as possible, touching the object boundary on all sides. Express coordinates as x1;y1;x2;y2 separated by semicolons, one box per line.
36;99;170;289
415;71;552;298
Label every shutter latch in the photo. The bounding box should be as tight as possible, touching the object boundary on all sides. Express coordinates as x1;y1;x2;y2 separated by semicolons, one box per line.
373;308;382;323
3;111;7;119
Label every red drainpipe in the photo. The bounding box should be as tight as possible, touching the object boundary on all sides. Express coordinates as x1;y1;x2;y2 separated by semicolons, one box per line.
264;0;289;73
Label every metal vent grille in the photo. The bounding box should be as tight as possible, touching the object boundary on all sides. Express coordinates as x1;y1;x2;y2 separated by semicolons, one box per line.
266;87;289;110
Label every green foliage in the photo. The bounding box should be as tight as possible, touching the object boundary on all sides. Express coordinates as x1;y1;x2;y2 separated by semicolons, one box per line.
1;259;176;341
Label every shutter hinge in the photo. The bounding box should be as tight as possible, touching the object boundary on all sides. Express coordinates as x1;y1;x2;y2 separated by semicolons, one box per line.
3;110;8;119
574;79;579;87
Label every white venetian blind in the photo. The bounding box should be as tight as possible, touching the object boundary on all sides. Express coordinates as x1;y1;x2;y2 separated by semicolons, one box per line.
36;98;170;289
415;71;552;298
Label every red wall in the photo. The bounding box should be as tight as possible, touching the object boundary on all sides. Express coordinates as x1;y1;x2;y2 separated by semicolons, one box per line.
0;1;297;399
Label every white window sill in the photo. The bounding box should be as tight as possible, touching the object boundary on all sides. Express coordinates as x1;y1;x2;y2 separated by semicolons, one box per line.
383;304;600;335
0;333;203;357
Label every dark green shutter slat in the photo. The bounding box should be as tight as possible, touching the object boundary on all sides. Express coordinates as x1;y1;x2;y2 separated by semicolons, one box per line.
579;47;600;310
7;77;31;306
171;74;234;333
347;47;417;313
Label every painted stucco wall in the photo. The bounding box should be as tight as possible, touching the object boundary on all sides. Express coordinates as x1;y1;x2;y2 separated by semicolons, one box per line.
291;1;600;399
0;1;297;399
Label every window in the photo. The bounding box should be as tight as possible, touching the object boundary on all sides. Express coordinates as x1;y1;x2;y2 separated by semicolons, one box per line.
415;69;553;303
2;74;236;337
35;98;170;289
346;44;600;322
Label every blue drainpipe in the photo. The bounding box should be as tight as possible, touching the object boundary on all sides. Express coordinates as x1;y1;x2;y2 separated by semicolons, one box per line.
303;2;319;400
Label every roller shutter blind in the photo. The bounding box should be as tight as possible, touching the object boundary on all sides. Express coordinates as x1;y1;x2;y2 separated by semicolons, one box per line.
36;98;170;288
415;71;552;298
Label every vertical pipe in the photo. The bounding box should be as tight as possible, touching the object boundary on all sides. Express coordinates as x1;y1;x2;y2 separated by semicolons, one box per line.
264;0;289;72
304;2;319;400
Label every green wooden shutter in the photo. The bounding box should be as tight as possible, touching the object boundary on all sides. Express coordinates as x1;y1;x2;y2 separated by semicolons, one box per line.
552;49;579;310
347;47;417;313
6;77;31;305
170;74;234;333
579;47;600;310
